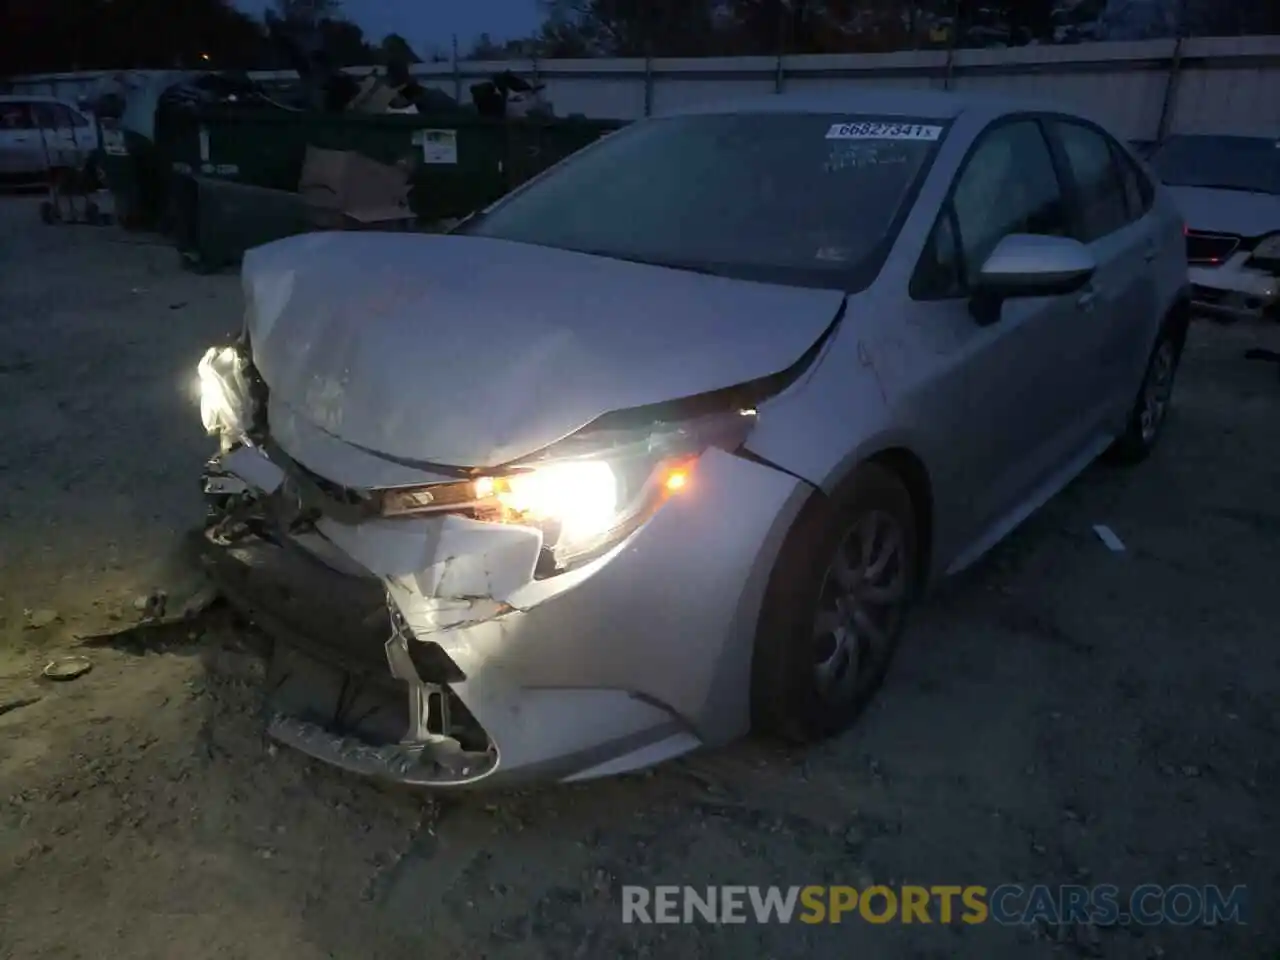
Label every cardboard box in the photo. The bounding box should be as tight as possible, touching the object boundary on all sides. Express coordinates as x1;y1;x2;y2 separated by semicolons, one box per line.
298;145;414;226
346;75;401;115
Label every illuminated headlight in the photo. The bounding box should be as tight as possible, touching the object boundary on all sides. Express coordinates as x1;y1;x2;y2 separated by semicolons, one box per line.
1252;232;1280;261
197;345;250;441
475;460;621;546
379;408;758;573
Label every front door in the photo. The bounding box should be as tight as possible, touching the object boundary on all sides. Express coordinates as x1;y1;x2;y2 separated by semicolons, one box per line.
906;117;1091;557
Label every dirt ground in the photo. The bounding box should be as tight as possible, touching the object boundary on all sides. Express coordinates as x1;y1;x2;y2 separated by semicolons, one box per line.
0;195;1277;960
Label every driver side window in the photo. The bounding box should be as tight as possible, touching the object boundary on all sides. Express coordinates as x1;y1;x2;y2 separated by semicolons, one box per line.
912;119;1070;300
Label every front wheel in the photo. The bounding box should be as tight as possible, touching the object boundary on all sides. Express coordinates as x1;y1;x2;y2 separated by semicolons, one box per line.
1105;324;1182;466
751;463;918;743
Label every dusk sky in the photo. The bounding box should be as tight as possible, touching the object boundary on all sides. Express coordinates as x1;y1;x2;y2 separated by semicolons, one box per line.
235;0;545;56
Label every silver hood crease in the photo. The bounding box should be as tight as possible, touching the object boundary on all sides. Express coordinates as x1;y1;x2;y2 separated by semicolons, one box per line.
241;231;847;468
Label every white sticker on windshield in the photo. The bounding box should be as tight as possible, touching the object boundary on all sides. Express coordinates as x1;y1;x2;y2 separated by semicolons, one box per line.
826;122;943;141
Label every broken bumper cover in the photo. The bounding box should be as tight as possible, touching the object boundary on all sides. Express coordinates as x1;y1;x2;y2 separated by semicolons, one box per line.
201;441;807;788
198;528;506;786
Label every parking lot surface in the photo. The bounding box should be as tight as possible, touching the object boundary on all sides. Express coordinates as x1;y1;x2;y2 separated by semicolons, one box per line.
1;197;1277;959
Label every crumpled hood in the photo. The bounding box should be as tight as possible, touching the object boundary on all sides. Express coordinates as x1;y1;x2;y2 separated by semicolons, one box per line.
1166;186;1280;240
241;231;845;468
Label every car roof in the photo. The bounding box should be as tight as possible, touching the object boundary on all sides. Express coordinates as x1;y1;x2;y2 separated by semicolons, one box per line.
662;88;1070;122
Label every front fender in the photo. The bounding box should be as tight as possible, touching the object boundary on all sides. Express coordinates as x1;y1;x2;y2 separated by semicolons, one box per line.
744;325;967;585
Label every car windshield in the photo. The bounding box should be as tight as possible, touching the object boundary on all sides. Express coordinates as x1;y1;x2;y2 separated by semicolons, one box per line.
1148;135;1280;196
459;113;948;288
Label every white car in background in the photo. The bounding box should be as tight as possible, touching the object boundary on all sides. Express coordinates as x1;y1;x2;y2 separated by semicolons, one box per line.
0;95;100;183
1146;134;1280;322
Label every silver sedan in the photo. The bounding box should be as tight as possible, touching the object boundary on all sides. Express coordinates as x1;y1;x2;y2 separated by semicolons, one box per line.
195;90;1190;787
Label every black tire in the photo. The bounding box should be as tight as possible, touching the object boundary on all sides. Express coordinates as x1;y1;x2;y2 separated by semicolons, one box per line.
1105;322;1183;466
751;463;918;743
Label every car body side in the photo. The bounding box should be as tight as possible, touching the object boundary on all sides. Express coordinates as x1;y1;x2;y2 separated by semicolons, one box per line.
742;105;1189;587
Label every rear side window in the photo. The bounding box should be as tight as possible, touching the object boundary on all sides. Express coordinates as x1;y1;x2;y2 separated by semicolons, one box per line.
1053;121;1131;242
30;103;62;128
911;119;1069;299
0;102;34;130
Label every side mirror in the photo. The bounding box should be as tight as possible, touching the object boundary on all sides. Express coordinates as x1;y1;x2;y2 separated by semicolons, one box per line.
970;234;1097;326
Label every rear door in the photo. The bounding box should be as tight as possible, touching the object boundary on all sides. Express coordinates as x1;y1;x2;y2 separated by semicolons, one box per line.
0;101;39;176
1113;145;1172;407
1046;118;1159;429
907;117;1092;552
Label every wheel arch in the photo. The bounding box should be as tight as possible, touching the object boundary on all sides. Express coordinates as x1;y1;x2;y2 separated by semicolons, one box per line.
863;446;935;592
805;441;937;591
747;442;935;740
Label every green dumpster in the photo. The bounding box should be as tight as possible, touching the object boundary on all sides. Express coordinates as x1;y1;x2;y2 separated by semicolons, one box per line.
97;124;168;229
172;109;625;223
170;174;315;273
98;71;205;231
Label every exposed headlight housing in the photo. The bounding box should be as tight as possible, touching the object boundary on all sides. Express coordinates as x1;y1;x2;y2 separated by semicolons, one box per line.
379;408;758;574
197;344;252;447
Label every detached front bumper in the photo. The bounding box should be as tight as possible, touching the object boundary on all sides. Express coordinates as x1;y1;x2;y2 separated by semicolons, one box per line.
1190;256;1279;323
198;526;502;785
200;438;807;789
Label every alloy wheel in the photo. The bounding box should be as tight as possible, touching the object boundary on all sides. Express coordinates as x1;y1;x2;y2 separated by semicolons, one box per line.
811;509;909;705
1139;339;1176;445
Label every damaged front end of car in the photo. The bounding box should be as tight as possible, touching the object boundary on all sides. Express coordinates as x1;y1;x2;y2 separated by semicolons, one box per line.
196;340;497;785
192;336;814;788
189;227;856;787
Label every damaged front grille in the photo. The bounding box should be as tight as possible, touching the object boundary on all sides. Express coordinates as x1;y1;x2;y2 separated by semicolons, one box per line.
293;461;372;509
259;439;380;524
380;479;491;518
274;450;492;527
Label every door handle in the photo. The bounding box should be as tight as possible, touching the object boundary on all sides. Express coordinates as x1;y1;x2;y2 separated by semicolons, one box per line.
1077;288;1098;312
1143;243;1158;263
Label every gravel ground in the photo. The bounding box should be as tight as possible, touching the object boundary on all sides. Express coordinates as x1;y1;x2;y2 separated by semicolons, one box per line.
1;196;1277;960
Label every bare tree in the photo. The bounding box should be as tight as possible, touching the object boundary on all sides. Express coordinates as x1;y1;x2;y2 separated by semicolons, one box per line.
537;0;717;56
381;32;421;63
275;0;341;27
